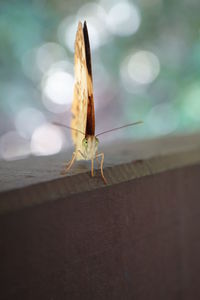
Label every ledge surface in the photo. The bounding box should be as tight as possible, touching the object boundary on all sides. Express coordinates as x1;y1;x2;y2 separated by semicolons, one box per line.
1;133;200;299
0;132;200;214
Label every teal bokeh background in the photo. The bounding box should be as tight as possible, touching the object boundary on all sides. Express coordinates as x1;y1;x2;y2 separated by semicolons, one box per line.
1;0;200;159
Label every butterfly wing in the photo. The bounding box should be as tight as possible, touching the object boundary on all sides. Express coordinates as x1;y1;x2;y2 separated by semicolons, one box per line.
83;21;95;137
71;22;88;160
71;21;95;160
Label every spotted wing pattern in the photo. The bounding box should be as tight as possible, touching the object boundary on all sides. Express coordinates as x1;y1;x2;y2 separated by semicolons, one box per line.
71;22;89;160
71;21;95;160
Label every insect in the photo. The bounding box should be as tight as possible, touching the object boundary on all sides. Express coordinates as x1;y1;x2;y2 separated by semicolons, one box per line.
56;21;142;184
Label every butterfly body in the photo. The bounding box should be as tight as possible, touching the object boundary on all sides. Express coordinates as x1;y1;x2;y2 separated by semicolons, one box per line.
61;21;107;183
59;21;142;184
81;135;99;160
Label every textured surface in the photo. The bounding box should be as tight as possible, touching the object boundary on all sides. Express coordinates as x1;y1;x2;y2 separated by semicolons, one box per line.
1;133;200;193
1;164;200;299
1;133;200;214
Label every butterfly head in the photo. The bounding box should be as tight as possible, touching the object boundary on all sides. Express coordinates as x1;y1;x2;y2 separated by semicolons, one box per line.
82;135;99;159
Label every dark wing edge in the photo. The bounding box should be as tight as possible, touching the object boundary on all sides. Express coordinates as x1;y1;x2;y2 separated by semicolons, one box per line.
83;21;92;78
83;21;95;136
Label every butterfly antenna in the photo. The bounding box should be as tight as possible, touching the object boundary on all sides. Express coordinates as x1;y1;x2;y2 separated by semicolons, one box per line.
53;122;85;136
96;121;143;137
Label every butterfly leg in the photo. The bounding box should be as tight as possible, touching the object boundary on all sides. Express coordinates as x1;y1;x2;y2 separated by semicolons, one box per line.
95;156;100;168
61;150;85;175
61;152;77;175
91;159;94;177
96;152;107;184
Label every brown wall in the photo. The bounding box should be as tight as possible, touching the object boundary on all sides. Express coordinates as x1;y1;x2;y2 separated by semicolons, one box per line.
0;165;200;300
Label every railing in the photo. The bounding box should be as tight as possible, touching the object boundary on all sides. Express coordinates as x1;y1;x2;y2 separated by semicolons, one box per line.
0;133;200;299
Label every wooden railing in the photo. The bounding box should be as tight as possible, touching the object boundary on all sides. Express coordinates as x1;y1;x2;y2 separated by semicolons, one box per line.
1;133;200;299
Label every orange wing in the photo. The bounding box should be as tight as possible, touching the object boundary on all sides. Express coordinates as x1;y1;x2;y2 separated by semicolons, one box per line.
71;21;95;160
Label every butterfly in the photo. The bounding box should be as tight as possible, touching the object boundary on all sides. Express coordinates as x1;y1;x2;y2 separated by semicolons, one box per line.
55;21;142;184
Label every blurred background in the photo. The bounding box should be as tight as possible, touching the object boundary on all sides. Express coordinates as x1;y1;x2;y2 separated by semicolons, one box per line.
0;0;200;160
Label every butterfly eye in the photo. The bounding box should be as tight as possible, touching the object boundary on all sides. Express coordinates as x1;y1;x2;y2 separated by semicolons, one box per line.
82;138;88;147
95;137;99;145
